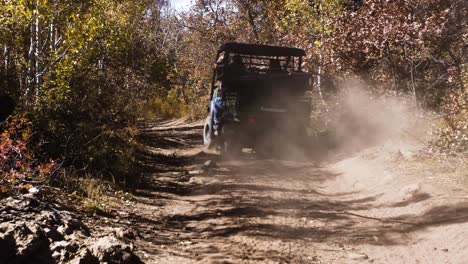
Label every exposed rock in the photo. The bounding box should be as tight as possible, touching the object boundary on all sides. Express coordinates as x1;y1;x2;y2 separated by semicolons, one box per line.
113;227;138;240
50;240;79;253
58;218;91;237
400;183;423;197
44;227;64;242
68;248;99;264
203;160;217;169
0;230;17;261
348;252;369;260
10;223;54;264
0;195;143;264
39;211;62;226
29;187;40;194
90;236;143;264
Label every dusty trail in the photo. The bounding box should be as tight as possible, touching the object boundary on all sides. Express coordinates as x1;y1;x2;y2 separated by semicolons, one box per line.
121;120;468;264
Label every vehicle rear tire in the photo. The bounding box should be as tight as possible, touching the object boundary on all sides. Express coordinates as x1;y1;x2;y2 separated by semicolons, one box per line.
203;117;213;147
219;124;241;158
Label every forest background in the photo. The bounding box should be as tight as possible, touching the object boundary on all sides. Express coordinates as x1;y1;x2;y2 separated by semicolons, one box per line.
0;0;466;192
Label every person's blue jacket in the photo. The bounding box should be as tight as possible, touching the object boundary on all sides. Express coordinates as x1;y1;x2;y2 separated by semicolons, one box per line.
213;96;223;130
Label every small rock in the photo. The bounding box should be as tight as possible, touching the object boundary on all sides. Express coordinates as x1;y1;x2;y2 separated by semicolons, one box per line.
50;240;79;253
69;248;99;264
40;211;62;225
118;211;129;218
58;219;90;237
179;240;193;246
202;160;217;169
401;183;422;197
51;250;62;260
50;241;70;251
348;252;369;260
44;227;64;242
57;225;66;235
113;227;137;240
395;148;417;160
188;177;203;185
90;235;143;264
442;248;448;252
28;187;40;194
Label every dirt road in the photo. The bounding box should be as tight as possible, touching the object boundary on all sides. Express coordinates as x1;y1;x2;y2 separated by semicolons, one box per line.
118;120;468;263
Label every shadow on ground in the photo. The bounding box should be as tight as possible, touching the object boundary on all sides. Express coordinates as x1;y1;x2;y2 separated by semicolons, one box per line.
120;121;468;263
126;154;468;262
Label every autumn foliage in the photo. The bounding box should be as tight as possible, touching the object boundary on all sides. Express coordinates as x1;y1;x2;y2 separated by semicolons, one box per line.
0;117;55;195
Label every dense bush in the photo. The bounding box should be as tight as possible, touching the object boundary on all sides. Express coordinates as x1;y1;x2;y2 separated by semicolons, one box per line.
432;87;468;153
0;1;173;181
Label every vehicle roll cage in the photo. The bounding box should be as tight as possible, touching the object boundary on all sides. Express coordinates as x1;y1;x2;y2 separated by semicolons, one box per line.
216;42;306;73
210;42;307;99
222;53;302;73
218;42;306;57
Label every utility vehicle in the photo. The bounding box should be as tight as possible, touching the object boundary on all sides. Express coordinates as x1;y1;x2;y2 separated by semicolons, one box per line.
203;42;312;155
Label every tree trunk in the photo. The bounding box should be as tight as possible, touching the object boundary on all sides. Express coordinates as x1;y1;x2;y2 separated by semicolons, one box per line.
410;57;418;109
316;3;328;110
34;0;41;102
317;41;324;102
3;45;8;73
26;15;35;102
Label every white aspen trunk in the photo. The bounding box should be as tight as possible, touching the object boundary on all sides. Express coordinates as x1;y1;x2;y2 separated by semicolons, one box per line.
317;3;328;110
34;0;41;102
317;41;324;101
53;14;58;52
50;19;54;52
26;16;35;102
14;52;24;98
3;45;8;74
2;45;7;90
410;57;418;109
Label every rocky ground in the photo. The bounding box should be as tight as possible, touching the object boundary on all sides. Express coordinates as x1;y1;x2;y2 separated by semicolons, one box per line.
1;119;467;263
0;193;143;264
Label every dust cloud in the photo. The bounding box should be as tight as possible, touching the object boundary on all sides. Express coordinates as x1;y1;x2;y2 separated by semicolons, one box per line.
235;78;427;161
318;79;427;157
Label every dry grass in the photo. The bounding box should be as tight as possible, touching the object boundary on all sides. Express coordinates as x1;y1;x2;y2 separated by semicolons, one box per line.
49;169;133;215
397;152;468;194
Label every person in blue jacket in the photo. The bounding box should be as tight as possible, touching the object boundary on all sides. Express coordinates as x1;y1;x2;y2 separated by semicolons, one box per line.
212;88;223;135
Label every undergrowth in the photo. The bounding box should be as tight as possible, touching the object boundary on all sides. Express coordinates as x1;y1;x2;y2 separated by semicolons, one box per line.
0;116;56;197
1;116;132;215
51;171;133;216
